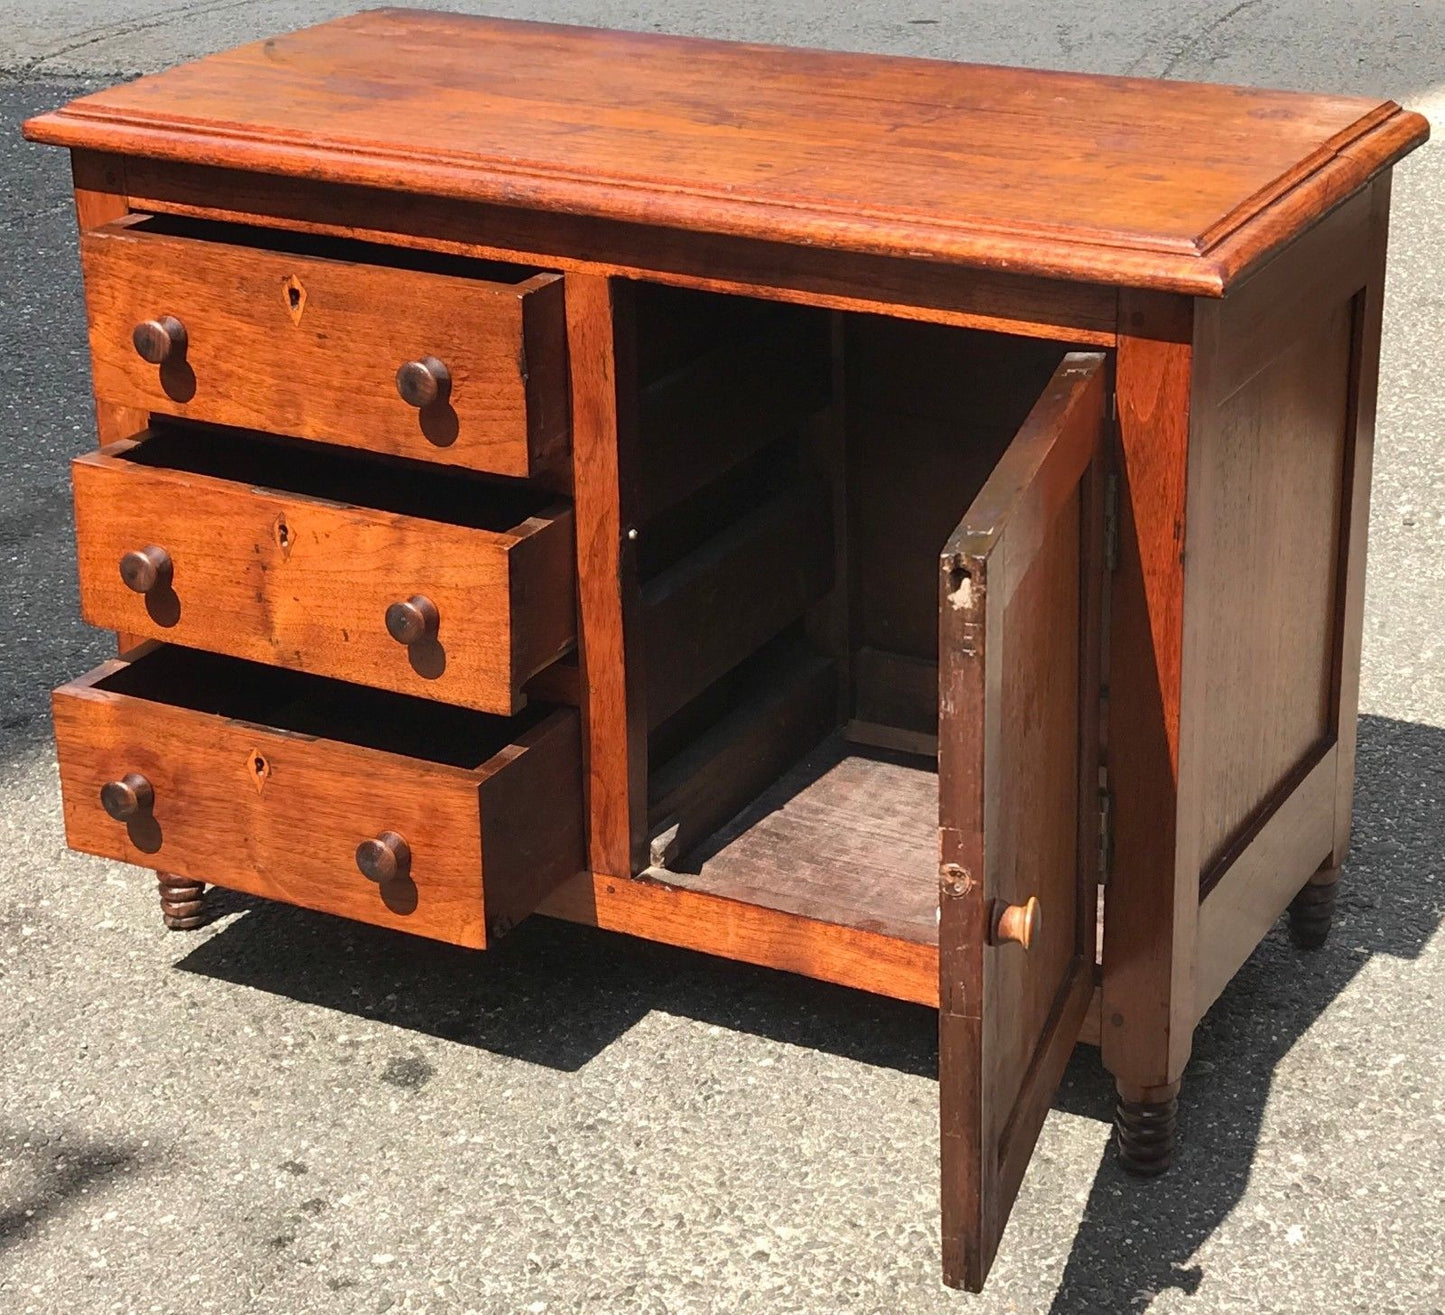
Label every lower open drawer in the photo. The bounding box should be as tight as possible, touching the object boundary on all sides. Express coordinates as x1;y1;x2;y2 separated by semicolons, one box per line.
51;645;584;947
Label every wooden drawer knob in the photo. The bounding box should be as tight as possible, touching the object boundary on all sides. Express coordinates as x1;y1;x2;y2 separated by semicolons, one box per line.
356;831;411;884
132;315;187;364
990;896;1040;950
385;594;439;645
395;356;451;408
100;771;154;821
119;545;173;594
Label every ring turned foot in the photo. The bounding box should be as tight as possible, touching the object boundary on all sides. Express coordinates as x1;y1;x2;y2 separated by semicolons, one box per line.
157;872;207;930
1288;866;1339;950
1114;1081;1180;1176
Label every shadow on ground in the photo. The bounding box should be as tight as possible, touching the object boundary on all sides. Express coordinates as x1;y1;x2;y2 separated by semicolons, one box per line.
0;1129;158;1253
175;713;1444;1309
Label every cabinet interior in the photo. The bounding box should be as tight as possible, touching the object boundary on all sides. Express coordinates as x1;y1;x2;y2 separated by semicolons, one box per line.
634;285;1079;943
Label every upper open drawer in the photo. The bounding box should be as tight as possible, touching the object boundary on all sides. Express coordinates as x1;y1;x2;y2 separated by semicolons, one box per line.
79;216;570;482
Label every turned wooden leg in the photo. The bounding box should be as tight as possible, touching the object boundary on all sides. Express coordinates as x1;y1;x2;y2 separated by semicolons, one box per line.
157;872;207;930
1114;1079;1180;1176
1288;864;1339;950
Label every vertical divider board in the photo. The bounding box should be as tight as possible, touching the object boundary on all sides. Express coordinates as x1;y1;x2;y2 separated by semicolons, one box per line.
937;353;1106;1291
566;274;648;877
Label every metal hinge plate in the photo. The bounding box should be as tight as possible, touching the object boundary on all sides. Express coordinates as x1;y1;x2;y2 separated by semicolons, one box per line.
1097;772;1113;885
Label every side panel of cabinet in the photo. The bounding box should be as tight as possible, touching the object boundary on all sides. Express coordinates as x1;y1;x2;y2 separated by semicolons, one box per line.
1189;177;1391;1016
1104;177;1393;1094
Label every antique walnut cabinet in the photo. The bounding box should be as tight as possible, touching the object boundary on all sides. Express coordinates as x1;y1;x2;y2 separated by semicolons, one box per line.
25;11;1428;1291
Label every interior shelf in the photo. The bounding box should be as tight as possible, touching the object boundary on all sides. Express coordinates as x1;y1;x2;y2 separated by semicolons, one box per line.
655;731;940;946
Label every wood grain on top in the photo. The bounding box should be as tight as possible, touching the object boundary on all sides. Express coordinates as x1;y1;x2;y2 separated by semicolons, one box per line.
23;10;1428;293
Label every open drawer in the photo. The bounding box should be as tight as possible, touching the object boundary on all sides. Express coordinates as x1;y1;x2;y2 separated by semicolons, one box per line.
622;318;1110;1292
72;424;576;715
79;215;570;482
52;646;584;948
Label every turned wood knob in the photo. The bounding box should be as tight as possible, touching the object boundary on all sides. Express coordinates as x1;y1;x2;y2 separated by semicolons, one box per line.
385;594;439;645
395;356;451;408
990;896;1041;950
119;544;172;593
100;771;154;821
356;831;411;884
132;315;187;364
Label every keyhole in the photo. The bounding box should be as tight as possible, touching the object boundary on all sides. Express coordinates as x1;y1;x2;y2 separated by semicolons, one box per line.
248;751;271;794
273;514;293;558
282;275;307;325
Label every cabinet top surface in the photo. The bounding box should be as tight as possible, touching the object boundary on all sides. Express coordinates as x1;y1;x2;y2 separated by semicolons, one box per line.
24;9;1427;294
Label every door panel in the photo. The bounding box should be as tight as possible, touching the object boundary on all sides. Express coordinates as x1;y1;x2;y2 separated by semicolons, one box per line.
937;352;1107;1290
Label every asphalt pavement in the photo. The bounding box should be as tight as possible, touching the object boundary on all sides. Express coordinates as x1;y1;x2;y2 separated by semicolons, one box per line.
1;4;1442;1312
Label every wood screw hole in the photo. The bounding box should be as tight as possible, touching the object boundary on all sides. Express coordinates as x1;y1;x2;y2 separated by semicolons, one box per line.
946;560;974;611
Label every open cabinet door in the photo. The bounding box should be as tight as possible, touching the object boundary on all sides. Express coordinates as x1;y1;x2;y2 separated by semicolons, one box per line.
938;352;1107;1290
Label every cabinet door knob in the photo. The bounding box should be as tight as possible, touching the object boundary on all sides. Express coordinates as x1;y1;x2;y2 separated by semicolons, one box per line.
100;771;154;821
385;594;439;645
132;315;187;364
989;896;1041;950
356;831;411;884
119;545;173;594
395;356;451;408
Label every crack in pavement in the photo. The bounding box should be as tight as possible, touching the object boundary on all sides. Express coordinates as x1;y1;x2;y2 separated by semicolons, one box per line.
12;0;263;73
1123;0;1272;78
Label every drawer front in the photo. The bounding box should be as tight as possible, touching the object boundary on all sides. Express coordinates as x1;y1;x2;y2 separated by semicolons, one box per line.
80;220;570;480
52;653;585;949
73;436;576;715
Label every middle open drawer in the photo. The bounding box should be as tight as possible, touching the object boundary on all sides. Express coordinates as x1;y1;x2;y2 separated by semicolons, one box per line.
72;424;577;714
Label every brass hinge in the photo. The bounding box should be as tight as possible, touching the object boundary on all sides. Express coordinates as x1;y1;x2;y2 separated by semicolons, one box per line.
1097;772;1113;885
1103;470;1120;573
